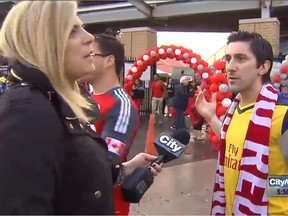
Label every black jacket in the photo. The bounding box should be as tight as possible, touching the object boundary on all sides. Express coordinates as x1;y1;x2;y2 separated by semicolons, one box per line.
0;62;119;215
170;83;189;111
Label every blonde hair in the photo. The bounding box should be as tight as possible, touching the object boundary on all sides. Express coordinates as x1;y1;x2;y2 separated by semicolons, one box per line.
0;1;91;122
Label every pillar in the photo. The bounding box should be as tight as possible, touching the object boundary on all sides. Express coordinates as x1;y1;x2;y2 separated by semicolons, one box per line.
239;17;280;57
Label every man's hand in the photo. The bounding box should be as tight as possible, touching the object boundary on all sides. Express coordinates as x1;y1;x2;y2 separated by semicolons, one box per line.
195;86;222;138
195;86;217;121
123;153;162;177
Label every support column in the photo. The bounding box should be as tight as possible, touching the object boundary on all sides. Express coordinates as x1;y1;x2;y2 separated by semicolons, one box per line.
118;27;157;59
239;17;280;57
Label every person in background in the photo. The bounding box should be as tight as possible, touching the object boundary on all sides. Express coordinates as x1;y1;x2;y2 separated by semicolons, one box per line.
151;74;166;124
280;80;288;94
196;30;288;215
161;76;168;116
132;78;145;112
164;78;174;116
278;80;288;105
0;1;161;214
85;33;140;216
170;75;192;130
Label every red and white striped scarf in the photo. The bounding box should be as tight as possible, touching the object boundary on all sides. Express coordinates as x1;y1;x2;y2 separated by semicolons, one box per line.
211;83;278;215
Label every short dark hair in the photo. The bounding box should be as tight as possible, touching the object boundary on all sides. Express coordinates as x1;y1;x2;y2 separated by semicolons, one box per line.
94;33;124;77
227;30;273;84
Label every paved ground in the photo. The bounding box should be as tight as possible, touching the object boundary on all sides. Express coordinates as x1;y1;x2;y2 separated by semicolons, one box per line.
127;115;218;215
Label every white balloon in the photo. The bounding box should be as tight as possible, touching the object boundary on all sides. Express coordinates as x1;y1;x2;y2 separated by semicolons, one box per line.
221;98;232;108
127;75;133;80
271;69;281;76
150;50;156;57
143;55;149;61
158;48;165;55
282;59;288;67
285;55;288;61
219;84;229;93
175;49;181;55
273;82;280;89
202;72;209;79
216;70;222;74
136;60;143;66
197;64;204;71
190;57;197;64
273;61;282;69
166;48;173;54
183;52;189;58
280;74;287;80
131;66;137;73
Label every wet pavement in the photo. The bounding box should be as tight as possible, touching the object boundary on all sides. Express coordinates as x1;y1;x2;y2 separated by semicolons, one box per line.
127;115;218;215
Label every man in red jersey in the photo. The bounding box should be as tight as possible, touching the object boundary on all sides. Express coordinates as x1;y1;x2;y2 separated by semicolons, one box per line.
82;34;139;215
151;74;166;124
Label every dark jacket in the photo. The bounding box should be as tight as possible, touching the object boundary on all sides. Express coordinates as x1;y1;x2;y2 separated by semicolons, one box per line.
0;62;120;215
170;83;189;111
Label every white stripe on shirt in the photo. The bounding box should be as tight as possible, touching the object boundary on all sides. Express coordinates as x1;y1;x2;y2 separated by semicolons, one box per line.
114;88;131;134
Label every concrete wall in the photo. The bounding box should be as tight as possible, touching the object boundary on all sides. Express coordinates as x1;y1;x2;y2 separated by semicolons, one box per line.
118;27;157;59
239;18;280;57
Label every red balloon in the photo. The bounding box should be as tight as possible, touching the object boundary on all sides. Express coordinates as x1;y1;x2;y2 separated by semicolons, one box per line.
183;58;190;64
143;50;150;56
216;92;226;101
154;53;161;60
211;73;228;85
216;105;227;117
170;45;177;51
202;67;210;73
210;83;219;92
159;53;168;59
188;50;194;56
175;55;183;61
211;135;219;144
273;75;281;83
124;83;132;93
137;65;147;73
202;61;209;68
167;51;176;59
133;71;142;79
213;60;226;70
211;139;221;151
224;91;232;99
204;77;212;85
280;66;288;74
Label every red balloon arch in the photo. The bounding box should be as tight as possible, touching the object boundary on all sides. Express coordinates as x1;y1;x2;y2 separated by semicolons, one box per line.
123;45;232;150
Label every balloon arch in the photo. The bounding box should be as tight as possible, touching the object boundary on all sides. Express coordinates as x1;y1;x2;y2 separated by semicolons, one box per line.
123;45;232;150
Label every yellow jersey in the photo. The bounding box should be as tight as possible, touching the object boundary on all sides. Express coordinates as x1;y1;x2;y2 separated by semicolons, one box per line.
224;102;288;215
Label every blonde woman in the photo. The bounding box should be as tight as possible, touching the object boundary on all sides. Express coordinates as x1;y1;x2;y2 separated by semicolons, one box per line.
0;1;161;214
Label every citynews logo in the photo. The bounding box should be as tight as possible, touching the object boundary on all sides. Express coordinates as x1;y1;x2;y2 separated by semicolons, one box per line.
158;135;183;153
268;176;288;187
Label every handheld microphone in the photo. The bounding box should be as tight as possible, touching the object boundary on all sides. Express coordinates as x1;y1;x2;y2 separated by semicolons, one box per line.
121;128;190;203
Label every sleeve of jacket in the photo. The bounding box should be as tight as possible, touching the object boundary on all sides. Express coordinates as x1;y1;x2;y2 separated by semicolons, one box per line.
0;87;63;214
101;95;139;160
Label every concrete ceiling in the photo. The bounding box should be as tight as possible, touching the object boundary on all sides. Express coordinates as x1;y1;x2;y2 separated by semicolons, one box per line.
78;1;288;38
0;1;288;38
